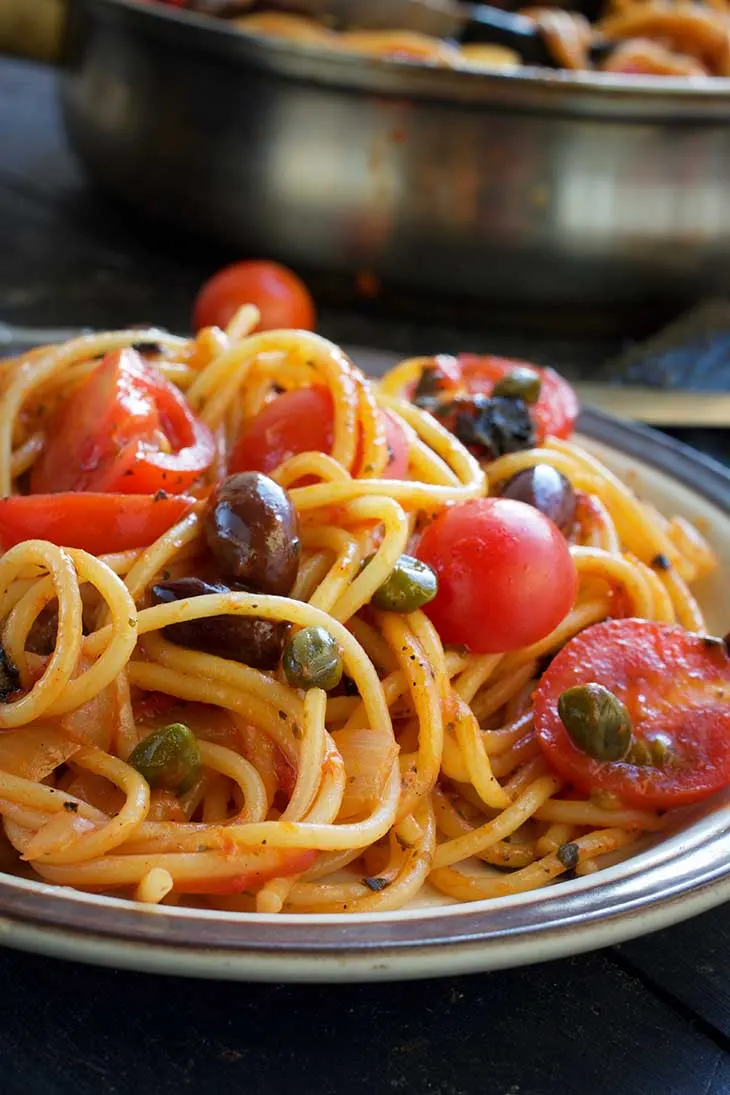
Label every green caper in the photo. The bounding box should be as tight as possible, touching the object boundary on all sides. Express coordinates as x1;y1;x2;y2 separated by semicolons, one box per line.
491;367;542;404
129;723;201;793
558;683;633;762
282;626;343;692
371;554;438;613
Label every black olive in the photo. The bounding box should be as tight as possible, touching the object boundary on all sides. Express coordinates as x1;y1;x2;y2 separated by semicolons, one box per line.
439;395;535;461
0;648;20;703
204;472;300;596
151;577;289;670
499;464;577;533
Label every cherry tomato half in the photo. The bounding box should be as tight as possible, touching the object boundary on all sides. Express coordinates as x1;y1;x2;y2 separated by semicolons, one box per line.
30;349;214;496
229;385;409;479
415;497;577;653
193;260;316;333
534;619;730;808
458;355;579;442
0;493;195;555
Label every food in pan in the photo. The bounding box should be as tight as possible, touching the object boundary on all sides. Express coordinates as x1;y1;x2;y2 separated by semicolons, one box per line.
0;312;726;913
231;6;730;78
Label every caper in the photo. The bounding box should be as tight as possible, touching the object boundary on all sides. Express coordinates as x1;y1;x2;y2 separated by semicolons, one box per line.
371;554;438;613
500;464;577;534
491;368;542;404
151;577;289;670
204;472;300;596
558;682;633;762
282;626;343;691
129;723;201;793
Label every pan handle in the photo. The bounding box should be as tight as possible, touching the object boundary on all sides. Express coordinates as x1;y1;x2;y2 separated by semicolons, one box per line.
0;0;66;62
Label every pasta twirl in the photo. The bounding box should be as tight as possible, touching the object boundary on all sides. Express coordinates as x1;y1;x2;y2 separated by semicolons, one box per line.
0;317;725;915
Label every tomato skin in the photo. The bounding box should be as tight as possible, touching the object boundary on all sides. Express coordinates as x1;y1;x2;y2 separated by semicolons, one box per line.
457;355;579;442
229;386;409;479
415;498;577;654
174;849;318;895
193;260;316;333
0;493;194;554
31;349;214;496
534;619;730;808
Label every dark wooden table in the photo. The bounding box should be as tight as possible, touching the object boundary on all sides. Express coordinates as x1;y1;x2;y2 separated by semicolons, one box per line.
1;55;730;1095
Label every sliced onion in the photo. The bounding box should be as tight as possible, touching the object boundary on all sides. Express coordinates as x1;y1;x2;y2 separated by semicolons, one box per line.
332;727;398;821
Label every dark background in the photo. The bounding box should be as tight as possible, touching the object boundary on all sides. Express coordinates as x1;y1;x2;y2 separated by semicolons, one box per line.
2;56;730;1095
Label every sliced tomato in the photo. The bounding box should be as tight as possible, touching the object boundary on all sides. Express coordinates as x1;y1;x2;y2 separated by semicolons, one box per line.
458;355;579;442
416;497;577;653
0;493;194;554
31;348;214;496
534;619;730;808
229;385;408;479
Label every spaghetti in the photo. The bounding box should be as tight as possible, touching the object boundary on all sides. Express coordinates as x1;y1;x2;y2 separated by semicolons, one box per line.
0;314;726;915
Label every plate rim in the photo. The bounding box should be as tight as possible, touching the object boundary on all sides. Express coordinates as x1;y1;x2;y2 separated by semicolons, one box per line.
0;407;728;980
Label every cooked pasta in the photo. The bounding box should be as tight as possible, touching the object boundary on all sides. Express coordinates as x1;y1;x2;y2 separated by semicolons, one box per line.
232;4;730;78
0;312;726;916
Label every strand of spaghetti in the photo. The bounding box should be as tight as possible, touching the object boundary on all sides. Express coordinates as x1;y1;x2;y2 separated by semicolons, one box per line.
35;845;319;890
452;654;503;703
356;370;389;478
378;393;486;492
10;432;44;479
549;439;689;575
189;332;361;472
496;598;610;677
0;541;82;727
330;496;410;622
40;550;137;718
129;661;300;761
452;695;510;809
292;801;436;914
633;557;676;623
120;510;202;607
274;452;352;489
490;733;540;779
483;713;534;756
430;828;637;902
577;493;621;553
471;662;537;723
346;617;398;674
280;689;327;822
198;741;268;824
301;527;360;615
431;784;538;868
570;547;657;619
135;868;174;904
378;612;443;820
291;551;335;603
133;593;392;740
659;564;706;633
22;747;149;865
0;769;106;822
256;734;346;911
536;823;576;857
432;774;561;868
124;734;344;857
533;799;665;831
141;630;304;724
114;668;138;761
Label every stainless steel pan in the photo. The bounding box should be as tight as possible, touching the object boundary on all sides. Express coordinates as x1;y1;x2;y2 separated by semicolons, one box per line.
57;0;730;316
